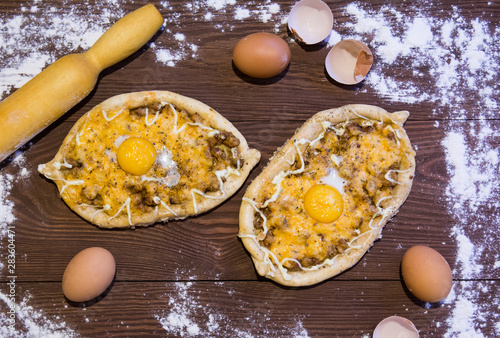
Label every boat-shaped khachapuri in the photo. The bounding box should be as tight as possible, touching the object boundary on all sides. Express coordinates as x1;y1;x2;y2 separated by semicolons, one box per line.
39;91;260;228
239;104;416;286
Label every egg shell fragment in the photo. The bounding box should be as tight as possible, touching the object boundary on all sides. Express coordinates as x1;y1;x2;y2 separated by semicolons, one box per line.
232;32;291;78
401;245;453;303
62;247;116;303
288;0;333;45
373;316;419;338
325;39;374;85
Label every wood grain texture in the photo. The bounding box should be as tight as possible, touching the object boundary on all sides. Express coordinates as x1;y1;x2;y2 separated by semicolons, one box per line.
4;119;489;281
0;0;499;336
4;280;499;337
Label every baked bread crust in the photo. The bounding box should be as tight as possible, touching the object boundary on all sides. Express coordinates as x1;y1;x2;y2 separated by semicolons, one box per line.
39;91;260;228
239;104;415;286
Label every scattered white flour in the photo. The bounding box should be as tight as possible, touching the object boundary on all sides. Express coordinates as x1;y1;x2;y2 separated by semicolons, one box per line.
0;292;77;337
0;0;286;92
0;174;15;231
0;0;130;99
452;228;484;278
441;123;500;286
154;0;286;67
440;122;499;336
327;30;342;47
154;281;309;337
405;18;433;48
1;1;499;337
0;151;74;337
338;3;499;336
0;150;31;241
342;3;499;119
442;129;499;229
440;281;500;338
235;7;252;20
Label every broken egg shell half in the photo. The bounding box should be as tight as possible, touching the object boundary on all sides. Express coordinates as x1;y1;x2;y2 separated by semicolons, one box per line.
373;316;419;338
288;0;333;45
325;39;374;85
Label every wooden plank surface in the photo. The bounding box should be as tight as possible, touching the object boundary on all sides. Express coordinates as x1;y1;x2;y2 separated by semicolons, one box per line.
1;0;499;336
3;280;498;337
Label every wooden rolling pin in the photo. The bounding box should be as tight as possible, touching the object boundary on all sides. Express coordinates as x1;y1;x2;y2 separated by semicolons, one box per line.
0;4;164;163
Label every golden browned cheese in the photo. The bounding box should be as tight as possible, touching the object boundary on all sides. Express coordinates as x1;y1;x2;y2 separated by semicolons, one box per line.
254;119;406;270
54;104;240;219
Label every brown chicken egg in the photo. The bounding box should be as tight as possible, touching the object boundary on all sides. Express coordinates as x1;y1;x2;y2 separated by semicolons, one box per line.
232;32;291;78
401;245;453;303
62;247;116;303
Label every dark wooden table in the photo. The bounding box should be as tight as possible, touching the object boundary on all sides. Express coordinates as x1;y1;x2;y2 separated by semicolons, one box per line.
1;0;499;336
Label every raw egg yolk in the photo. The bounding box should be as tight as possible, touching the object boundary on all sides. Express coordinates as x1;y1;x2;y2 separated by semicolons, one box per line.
117;137;156;176
304;184;343;223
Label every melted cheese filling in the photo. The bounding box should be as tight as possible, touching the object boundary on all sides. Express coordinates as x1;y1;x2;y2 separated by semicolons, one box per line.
44;102;243;226
241;117;412;280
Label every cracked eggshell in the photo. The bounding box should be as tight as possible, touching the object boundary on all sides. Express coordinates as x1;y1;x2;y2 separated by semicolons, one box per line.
373;316;419;338
288;0;333;45
325;39;374;85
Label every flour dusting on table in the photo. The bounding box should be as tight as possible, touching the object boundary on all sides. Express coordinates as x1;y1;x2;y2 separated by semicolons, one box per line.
340;3;499;337
440;123;500;337
343;3;499;119
0;153;77;337
1;0;499;336
0;151;30;242
154;281;309;337
154;0;285;67
0;0;129;99
442;281;500;338
0;292;77;337
0;0;286;98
